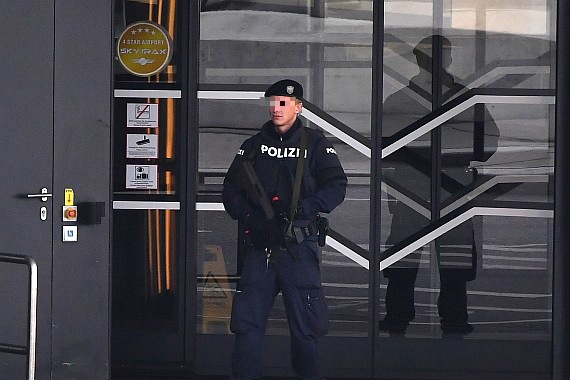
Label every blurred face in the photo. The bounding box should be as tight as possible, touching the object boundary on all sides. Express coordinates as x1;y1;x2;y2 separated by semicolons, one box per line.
268;96;302;134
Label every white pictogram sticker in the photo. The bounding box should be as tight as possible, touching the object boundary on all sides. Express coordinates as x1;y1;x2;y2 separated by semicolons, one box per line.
126;134;158;158
126;164;158;189
127;103;158;127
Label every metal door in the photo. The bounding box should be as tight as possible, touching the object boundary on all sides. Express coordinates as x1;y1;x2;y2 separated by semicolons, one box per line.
0;2;54;379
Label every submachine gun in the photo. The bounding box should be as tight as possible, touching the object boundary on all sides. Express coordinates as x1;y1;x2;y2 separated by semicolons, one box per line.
238;159;328;247
239;159;275;221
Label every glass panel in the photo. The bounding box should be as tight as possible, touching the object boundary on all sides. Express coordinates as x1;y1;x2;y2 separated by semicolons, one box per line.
381;3;435;319
114;0;181;84
443;1;553;92
111;0;185;363
380;0;555;350
196;210;237;334
439;0;555;341
112;209;180;332
113;97;181;197
198;0;373;341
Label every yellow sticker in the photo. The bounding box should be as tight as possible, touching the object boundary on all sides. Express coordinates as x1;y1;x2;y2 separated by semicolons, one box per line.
65;189;74;206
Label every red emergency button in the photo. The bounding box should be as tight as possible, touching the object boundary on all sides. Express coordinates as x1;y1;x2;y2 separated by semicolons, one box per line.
63;206;78;221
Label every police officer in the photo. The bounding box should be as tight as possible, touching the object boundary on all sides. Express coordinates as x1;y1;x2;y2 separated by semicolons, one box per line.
223;79;347;379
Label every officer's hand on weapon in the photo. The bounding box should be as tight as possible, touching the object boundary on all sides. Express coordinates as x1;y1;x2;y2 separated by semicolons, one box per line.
243;209;268;231
244;207;287;246
268;210;290;245
270;196;294;244
268;220;287;245
297;201;320;221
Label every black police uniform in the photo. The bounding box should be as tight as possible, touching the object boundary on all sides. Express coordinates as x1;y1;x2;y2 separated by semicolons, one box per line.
222;80;347;380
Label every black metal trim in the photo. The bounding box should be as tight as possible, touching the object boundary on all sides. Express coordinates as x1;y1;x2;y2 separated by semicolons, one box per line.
198;83;268;92
431;32;443;215
383;174;431;210
111;194;180;202
184;0;200;368
370;0;384;377
326;228;370;261
553;0;570;378
196;194;224;203
114;82;181;91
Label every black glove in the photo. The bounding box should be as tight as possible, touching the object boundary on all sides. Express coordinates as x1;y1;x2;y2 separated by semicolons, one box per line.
268;221;287;245
243;209;268;230
296;203;316;220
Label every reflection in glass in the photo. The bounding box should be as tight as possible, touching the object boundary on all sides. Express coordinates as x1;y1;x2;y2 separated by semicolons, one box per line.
380;0;554;343
112;209;179;332
196;211;237;334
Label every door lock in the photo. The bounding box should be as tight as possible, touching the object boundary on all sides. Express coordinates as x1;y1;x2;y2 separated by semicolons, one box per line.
26;188;52;202
40;206;47;221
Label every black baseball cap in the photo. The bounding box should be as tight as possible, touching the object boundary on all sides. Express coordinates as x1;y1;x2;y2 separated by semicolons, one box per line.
264;79;303;99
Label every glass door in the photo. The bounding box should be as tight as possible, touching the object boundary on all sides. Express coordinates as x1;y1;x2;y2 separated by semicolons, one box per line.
195;0;374;377
378;0;556;378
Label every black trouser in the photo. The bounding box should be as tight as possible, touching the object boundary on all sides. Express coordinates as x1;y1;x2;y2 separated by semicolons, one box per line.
230;239;328;380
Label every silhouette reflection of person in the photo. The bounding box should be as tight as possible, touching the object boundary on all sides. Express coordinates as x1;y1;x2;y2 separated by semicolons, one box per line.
381;35;499;334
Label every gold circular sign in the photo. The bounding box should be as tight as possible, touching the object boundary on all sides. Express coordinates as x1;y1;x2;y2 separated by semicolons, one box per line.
117;21;173;77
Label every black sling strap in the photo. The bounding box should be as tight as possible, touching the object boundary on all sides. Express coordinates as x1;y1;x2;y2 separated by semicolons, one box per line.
286;126;307;238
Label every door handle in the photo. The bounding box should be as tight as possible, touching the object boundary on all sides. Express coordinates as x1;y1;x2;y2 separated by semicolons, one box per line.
26;188;52;202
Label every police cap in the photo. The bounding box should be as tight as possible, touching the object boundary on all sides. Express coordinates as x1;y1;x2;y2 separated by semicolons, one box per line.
264;79;303;99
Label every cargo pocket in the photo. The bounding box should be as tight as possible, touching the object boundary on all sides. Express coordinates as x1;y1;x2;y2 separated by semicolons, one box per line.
305;287;329;337
292;241;322;289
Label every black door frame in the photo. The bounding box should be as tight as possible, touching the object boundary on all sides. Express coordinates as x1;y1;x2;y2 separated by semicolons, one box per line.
553;0;570;378
184;0;200;370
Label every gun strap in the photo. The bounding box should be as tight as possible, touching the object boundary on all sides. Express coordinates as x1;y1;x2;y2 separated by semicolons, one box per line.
287;126;307;237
